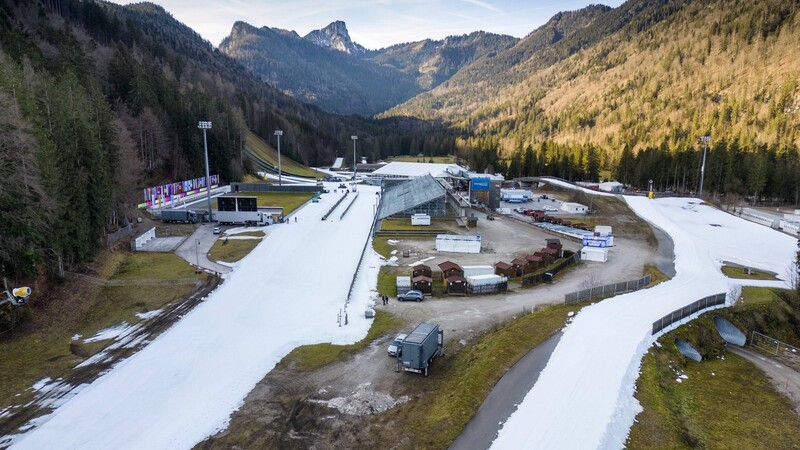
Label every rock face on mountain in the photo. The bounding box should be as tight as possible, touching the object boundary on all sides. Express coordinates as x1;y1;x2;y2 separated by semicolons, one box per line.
220;20;517;116
304;21;366;55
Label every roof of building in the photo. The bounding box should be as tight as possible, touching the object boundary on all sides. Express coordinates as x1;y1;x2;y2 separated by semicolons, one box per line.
511;258;528;266
372;161;467;179
377;174;446;220
446;275;467;283
438;261;463;272
412;264;431;271
412;275;432;283
540;247;558;254
495;261;512;270
525;254;543;262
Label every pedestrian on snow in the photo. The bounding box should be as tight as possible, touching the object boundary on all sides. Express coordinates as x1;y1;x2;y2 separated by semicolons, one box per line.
295;216;298;222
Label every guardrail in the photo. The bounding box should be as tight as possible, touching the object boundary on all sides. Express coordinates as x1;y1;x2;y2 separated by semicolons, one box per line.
339;193;359;220
322;191;349;221
565;274;651;304
651;293;726;335
341;191;382;325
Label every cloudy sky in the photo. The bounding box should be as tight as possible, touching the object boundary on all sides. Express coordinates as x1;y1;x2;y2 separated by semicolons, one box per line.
109;0;626;49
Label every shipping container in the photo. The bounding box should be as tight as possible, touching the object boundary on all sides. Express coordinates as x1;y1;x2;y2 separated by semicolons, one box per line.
397;322;443;377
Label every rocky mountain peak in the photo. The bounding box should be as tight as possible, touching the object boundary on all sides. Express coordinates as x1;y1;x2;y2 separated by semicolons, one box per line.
304;21;367;55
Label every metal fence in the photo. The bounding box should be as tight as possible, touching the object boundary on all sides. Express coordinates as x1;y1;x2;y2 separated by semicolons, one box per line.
520;252;578;286
107;221;133;246
751;331;800;356
466;281;508;295
565;274;651;305
229;182;320;193
342;192;383;325
651;293;727;335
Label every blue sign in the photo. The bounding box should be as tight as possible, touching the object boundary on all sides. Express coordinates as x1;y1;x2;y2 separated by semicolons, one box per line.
471;177;490;191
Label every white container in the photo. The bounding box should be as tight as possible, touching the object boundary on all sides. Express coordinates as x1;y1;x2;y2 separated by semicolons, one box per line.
462;265;495;278
411;214;431;226
436;234;481;254
467;274;507;286
580;246;608;262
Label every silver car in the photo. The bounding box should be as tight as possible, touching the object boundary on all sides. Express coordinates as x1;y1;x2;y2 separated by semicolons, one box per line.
398;290;424;302
387;333;407;357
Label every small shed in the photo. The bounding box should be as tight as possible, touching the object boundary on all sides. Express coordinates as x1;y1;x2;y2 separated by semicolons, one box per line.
494;261;515;278
445;275;467;296
511;258;528;277
580;246;608;262
438;261;464;279
412;275;433;294
396;276;412;295
561;202;588;214
412;264;432;278
533;251;553;265
594;225;613;236
524;254;543;270
546;239;563;257
462;265;494;278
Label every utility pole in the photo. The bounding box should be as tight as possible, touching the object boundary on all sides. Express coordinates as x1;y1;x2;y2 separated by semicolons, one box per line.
275;129;283;186
698;135;710;198
351;135;358;180
198;121;213;221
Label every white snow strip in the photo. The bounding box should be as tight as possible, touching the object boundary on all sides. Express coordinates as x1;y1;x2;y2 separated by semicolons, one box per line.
135;310;162;321
407;256;435;267
12;185;381;450
82;323;131;344
491;196;796;450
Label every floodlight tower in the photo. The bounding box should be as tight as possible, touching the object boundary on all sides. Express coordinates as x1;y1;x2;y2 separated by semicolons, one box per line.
351;135;358;180
698;135;710;198
275;129;283;186
198;121;213;221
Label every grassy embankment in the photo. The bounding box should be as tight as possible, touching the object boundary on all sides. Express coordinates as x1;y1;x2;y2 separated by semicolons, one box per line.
0;253;203;408
244;130;321;179
720;264;779;281
207;192;315;263
627;287;800;449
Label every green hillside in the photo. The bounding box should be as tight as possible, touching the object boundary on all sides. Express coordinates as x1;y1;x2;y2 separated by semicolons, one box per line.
244;131;321;179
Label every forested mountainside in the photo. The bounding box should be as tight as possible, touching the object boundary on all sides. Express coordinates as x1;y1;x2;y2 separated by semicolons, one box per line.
219;21;517;116
0;0;454;282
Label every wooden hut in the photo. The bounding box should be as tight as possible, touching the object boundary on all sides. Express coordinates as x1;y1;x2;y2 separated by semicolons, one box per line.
524;254;543;271
445;275;467;296
511;258;528;277
533;250;553;265
412;275;433;294
412;264;432;279
438;261;464;279
546;239;563;257
494;261;515;278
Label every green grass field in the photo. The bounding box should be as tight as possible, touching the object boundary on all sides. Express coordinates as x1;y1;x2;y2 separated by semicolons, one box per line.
208;238;262;263
0;253;203;408
380;218;448;232
245;131;321;179
721;264;778;281
240;192;315;215
627;289;800;449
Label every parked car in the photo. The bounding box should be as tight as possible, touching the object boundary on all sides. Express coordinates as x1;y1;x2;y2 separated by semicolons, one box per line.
212;226;221;235
387;333;407;357
338;183;347;189
513;207;527;214
543;205;558;212
398;290;424;302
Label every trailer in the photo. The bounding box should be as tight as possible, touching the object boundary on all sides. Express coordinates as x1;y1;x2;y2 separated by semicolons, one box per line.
161;209;198;224
397;322;443;377
215;210;273;226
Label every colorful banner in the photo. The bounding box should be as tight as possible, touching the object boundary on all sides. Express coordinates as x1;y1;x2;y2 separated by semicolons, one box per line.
139;175;220;209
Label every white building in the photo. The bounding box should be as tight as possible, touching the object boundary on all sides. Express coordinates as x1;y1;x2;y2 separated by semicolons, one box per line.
599;181;625;193
436;234;481;254
561;202;589;214
462;265;495;278
370;162;467;181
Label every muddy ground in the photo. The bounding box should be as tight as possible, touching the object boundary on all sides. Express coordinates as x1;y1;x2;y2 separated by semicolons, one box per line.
195;192;659;449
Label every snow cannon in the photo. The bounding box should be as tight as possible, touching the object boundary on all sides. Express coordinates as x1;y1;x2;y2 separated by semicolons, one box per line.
12;287;31;302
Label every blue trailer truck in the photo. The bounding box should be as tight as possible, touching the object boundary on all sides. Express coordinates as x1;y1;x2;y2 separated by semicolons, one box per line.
397;322;443;377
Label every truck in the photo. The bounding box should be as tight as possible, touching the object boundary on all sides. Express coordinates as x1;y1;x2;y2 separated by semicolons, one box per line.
161;209;198;224
397;322;443;377
215;210;273;226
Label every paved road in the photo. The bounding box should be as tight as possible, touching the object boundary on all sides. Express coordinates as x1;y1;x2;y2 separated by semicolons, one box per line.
174;224;232;274
728;345;800;415
450;332;563;450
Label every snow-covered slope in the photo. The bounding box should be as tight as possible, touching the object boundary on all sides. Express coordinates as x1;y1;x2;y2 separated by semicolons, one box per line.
491;196;795;449
11;184;381;450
